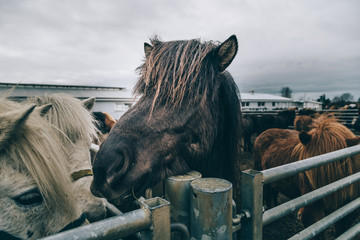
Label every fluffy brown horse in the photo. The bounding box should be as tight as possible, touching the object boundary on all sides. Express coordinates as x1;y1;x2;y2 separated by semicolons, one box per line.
294;109;318;132
254;115;360;238
90;35;242;210
294;115;360;238
253;128;302;208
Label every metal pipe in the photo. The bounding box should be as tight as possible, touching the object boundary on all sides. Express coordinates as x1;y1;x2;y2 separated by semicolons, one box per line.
262;171;360;225
240;170;263;240
39;208;151;240
335;221;360;240
165;171;202;228
104;200;123;216
138;197;171;240
232;200;238;240
262;144;360;184
190;178;233;240
288;197;360;240
90;143;99;153
170;223;190;240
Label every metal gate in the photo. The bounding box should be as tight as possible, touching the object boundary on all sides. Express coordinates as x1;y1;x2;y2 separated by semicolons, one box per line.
241;144;360;239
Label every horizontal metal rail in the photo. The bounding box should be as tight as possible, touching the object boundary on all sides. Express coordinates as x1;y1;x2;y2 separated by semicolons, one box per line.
90;143;99;153
263;171;360;225
288;197;360;240
262;144;360;184
335;221;360;240
40;208;151;240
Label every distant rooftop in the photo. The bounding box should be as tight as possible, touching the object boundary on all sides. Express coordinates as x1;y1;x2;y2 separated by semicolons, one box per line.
0;82;125;90
241;92;294;102
0;82;136;100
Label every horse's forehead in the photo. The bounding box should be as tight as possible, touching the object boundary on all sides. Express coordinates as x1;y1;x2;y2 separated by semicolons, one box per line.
0;160;35;197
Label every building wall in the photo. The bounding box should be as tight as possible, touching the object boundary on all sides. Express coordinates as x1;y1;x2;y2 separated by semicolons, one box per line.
242;101;295;111
0;83;138;120
93;101;133;120
303;102;322;110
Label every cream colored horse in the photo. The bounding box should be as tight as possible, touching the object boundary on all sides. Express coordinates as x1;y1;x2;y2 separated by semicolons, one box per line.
26;93;108;222
0;98;86;239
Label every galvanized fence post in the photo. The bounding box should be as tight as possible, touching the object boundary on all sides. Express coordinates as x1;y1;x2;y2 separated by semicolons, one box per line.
190;178;233;240
165;171;202;228
139;197;171;240
165;171;202;239
240;169;263;240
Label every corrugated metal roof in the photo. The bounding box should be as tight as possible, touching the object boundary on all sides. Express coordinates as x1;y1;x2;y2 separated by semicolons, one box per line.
240;92;294;102
0;83;136;100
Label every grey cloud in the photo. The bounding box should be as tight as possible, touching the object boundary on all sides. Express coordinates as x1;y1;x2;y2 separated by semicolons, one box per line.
0;0;359;100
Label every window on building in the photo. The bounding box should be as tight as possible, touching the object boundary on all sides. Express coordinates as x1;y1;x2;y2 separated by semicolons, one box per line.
258;102;265;107
114;103;131;112
242;102;249;107
272;102;276;106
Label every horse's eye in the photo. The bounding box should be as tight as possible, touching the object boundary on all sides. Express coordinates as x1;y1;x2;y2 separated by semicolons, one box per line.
13;189;43;206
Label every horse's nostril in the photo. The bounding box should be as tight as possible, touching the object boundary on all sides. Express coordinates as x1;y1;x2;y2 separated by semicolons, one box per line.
106;153;126;186
92;166;106;184
90;182;104;198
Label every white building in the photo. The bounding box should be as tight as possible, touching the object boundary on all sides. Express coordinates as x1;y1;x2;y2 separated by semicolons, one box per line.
240;92;296;111
296;99;323;110
240;92;323;111
0;83;138;119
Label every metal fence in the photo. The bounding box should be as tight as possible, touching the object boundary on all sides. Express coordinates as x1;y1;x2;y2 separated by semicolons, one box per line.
40;144;360;240
243;108;359;131
39;171;242;240
240;144;360;239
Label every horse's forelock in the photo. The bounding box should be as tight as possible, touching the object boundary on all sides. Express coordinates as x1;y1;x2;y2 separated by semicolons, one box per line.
294;115;356;160
135;37;218;111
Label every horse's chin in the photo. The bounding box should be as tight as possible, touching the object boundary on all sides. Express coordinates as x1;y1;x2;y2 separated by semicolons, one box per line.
109;187;150;212
93;182;148;212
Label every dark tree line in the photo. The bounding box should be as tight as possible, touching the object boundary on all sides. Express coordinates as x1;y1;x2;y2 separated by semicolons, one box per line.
280;87;359;109
317;93;359;109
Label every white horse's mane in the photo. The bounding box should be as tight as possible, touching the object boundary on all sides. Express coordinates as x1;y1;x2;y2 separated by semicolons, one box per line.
27;93;97;143
0;97;77;218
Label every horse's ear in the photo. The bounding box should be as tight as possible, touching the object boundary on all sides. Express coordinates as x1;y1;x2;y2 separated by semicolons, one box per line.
0;104;36;147
299;131;312;145
82;97;96;111
144;42;153;57
214;35;238;72
346;137;360;147
35;103;52;117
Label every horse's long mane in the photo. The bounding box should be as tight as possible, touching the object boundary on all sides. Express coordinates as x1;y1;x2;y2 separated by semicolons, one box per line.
27;93;97;143
135;36;218;110
0;97;77;218
292;114;360;210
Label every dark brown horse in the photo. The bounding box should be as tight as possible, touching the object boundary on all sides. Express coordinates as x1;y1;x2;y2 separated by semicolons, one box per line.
253;128;302;208
257;109;296;135
91;35;242;209
241;115;257;152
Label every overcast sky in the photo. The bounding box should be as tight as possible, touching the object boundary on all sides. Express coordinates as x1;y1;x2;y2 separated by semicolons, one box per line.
0;0;359;100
